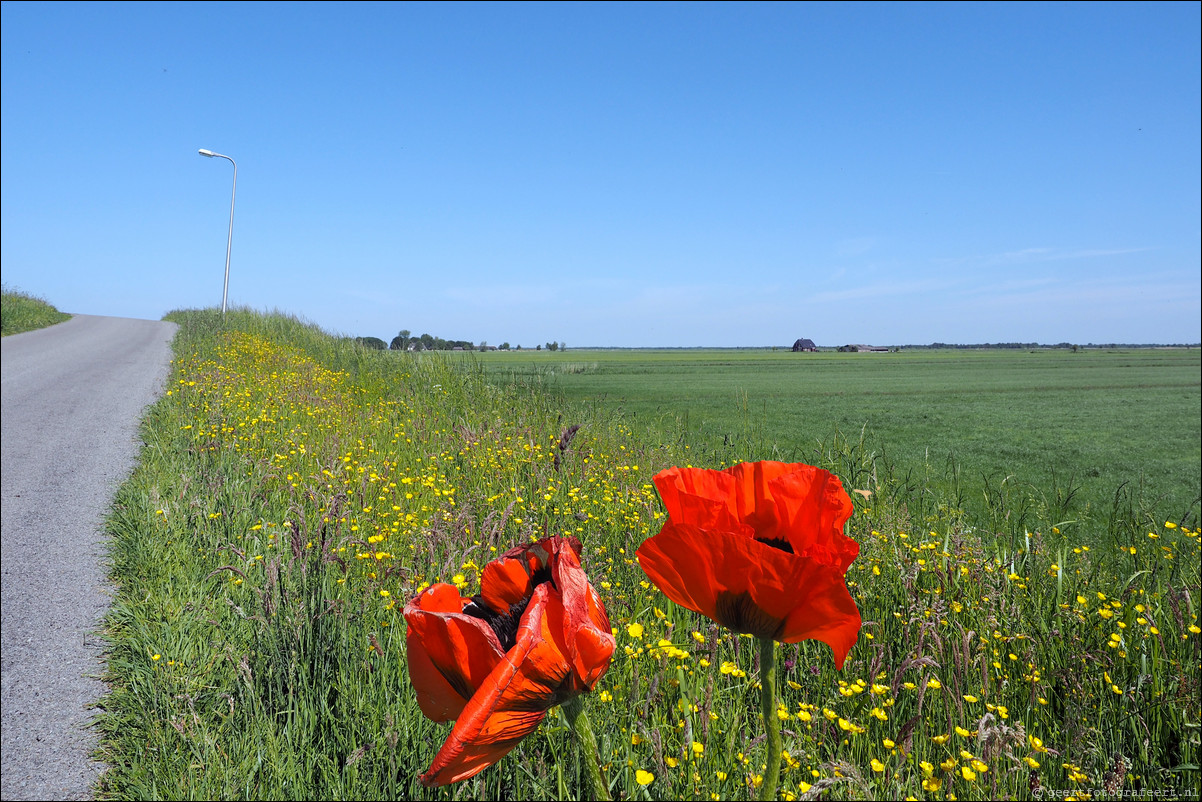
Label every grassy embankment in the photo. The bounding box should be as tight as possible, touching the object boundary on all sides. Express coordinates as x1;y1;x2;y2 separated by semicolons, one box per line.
97;309;1200;800
1;286;70;335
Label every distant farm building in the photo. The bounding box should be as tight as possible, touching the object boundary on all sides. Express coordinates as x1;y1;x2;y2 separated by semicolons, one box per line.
792;338;817;352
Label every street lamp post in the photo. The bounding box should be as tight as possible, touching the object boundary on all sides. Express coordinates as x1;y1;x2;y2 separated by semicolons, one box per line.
198;149;237;314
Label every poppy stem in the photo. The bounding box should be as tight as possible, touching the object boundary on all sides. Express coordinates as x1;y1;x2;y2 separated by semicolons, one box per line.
563;696;611;801
757;636;781;801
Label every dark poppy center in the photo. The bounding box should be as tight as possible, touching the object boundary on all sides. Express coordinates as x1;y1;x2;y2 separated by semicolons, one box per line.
756;537;794;554
714;590;785;639
464;563;554;652
464;597;526;652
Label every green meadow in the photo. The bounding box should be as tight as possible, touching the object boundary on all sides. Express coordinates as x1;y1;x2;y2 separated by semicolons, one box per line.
460;347;1202;543
90;311;1199;800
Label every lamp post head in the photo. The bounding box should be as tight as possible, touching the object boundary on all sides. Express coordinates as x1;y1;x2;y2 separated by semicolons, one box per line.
197;147;236;314
199;148;234;164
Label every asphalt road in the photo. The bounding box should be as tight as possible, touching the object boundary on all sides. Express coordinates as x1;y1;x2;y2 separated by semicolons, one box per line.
1;314;178;801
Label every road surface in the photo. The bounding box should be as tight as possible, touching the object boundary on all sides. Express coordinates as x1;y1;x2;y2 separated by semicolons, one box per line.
1;314;178;801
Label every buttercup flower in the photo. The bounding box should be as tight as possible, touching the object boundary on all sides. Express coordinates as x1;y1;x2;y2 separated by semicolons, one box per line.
636;461;861;667
404;536;615;786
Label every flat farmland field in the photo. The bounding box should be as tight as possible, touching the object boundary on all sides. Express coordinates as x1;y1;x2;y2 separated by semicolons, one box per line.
459;347;1201;536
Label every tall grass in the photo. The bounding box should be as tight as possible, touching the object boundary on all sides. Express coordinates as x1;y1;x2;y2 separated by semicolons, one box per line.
1;286;70;335
96;309;1201;800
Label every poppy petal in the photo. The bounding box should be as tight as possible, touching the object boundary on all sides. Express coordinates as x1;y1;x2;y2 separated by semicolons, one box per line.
420;584;577;787
404;584;506;721
654;464;780;539
549;543;615;688
656;462;854;548
766;466;857;570
776;570;861;668
653;466;746;534
478;555;536;613
722;460;796;537
636;522;860;667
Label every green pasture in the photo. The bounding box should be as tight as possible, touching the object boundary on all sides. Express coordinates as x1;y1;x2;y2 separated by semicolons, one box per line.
452;347;1202;538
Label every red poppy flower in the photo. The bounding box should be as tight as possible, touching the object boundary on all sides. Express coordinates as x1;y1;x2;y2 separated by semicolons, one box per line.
636;461;860;668
404;536;615;787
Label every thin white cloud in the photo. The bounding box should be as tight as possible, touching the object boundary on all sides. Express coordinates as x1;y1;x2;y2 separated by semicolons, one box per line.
1054;247;1154;260
935;245;1154;269
965;272;1196;307
955;276;1060;298
440;284;559;308
805;277;965;304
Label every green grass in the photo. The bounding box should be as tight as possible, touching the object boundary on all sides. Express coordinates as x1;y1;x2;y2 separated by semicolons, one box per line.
455;347;1202;541
95;310;1201;800
1;286;71;335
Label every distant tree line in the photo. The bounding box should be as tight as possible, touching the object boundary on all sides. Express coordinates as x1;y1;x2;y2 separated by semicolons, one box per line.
906;342;1199;350
383;329;565;352
924;342;1047;350
793;341;1199;353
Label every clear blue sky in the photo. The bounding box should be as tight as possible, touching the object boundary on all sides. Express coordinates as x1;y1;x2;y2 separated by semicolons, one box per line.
3;1;1199;347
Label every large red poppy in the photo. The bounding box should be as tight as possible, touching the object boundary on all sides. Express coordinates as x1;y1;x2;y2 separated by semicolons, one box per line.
404;536;615;787
636;461;861;669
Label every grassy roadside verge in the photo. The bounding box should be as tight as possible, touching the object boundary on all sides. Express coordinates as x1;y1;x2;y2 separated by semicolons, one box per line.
95;309;1200;800
1;286;71;335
